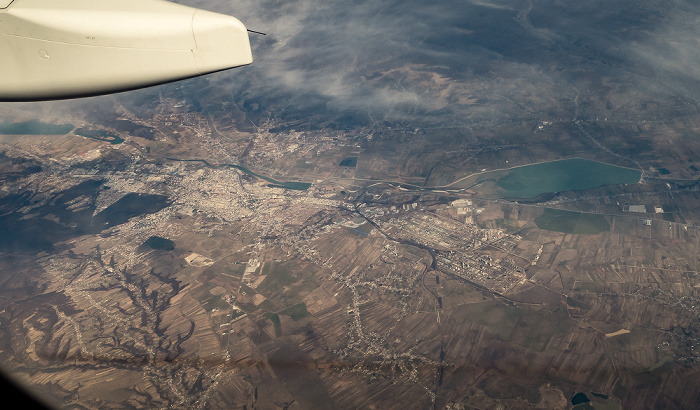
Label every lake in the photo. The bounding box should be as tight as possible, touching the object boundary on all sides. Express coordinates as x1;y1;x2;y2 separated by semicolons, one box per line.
495;159;641;198
74;128;125;145
460;158;642;199
0;119;74;135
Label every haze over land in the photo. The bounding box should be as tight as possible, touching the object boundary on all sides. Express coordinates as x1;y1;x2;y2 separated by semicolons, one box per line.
1;0;700;408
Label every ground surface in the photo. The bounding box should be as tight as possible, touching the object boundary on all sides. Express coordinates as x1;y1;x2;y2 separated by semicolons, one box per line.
1;0;700;408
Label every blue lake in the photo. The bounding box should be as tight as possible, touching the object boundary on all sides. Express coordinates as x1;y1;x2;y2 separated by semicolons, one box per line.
0;119;74;135
494;158;642;198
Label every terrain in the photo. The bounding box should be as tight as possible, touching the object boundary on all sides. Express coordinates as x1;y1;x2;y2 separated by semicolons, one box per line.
0;0;700;409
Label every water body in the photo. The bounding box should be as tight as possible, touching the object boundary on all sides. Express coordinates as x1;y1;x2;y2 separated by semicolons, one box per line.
0;119;74;135
396;159;642;199
225;164;310;190
143;236;175;251
267;182;312;190
572;392;591;405
166;158;311;191
495;159;642;199
74;128;125;145
339;157;358;167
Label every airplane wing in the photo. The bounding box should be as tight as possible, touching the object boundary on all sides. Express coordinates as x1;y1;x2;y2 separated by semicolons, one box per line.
0;0;252;101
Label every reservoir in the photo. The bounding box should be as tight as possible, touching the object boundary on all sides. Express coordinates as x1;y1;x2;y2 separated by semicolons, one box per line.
461;158;642;199
0;121;124;144
74;128;125;145
0;119;74;135
495;158;641;198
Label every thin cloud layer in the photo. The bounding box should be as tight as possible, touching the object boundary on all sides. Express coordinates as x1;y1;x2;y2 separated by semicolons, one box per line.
172;1;524;114
198;0;452;122
628;2;700;101
3;0;700;129
179;0;700;127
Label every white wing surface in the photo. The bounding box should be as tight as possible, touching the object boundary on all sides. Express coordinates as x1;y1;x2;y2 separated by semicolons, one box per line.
0;0;252;101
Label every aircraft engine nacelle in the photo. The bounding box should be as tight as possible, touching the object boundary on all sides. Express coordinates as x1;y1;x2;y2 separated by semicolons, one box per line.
0;0;252;101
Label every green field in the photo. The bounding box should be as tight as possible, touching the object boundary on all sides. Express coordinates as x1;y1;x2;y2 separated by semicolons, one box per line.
280;303;310;321
535;208;610;234
257;261;296;293
263;312;282;337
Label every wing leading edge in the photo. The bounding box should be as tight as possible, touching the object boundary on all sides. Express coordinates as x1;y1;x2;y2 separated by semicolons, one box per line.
0;0;252;101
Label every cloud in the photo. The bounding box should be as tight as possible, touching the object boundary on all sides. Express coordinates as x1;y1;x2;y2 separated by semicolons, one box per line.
5;0;698;129
466;0;513;11
0;0;597;126
174;0;525;124
628;2;700;99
